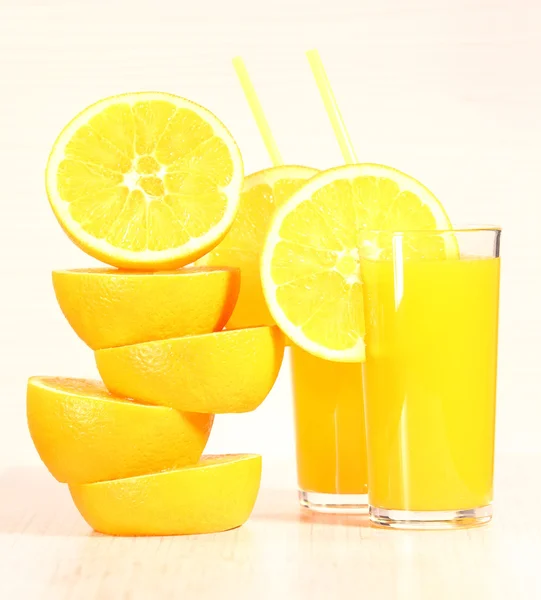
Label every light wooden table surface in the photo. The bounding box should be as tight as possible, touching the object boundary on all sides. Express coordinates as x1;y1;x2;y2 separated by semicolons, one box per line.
0;454;539;600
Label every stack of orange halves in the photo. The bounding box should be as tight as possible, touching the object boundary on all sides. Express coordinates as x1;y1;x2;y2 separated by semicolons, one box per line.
26;92;285;536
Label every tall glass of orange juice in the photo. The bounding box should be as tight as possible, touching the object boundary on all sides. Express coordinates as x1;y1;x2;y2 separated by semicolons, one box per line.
361;227;501;529
291;347;368;512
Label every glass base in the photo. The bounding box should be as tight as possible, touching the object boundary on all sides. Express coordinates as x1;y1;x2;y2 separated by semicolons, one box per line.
299;490;369;514
369;504;493;530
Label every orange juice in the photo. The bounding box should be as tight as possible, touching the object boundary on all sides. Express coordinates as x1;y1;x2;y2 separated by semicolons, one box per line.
361;255;500;513
291;346;368;508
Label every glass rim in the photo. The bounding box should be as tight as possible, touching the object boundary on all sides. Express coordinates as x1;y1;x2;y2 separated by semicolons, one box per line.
362;224;502;235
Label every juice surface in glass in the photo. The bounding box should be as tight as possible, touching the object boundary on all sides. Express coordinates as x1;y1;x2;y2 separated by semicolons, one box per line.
291;346;368;507
361;253;500;513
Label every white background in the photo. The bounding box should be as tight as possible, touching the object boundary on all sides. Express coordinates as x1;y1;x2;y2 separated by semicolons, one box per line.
0;0;539;471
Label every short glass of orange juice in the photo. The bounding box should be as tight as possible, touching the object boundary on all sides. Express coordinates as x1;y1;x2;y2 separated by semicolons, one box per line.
360;227;501;529
291;348;368;512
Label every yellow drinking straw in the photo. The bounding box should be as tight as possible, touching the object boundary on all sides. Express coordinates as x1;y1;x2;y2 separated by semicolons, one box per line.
233;52;358;167
305;49;358;165
232;56;283;167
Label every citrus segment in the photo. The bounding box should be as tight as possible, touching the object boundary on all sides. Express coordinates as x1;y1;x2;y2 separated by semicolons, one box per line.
95;327;285;413
69;454;262;536
27;377;213;485
46;92;243;269
199;166;318;328
261;164;453;362
52;267;240;350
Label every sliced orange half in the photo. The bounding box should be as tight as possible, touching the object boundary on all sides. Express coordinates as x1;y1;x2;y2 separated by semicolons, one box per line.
199;166;318;328
69;454;262;536
52;266;239;350
95;327;285;413
27;377;213;485
46;92;243;269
